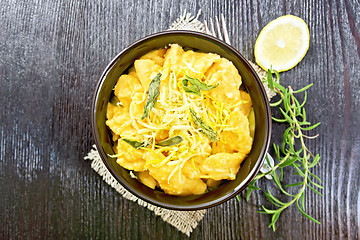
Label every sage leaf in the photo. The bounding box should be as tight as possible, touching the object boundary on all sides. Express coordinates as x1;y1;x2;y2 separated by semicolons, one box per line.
122;138;150;150
141;73;162;119
182;75;218;96
156;136;183;147
189;108;218;142
122;136;183;150
182;79;202;96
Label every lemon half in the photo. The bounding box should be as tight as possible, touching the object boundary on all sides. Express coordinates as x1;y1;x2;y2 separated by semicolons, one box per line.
254;15;310;72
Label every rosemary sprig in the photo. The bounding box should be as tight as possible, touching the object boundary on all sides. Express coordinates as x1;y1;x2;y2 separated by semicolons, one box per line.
245;69;323;231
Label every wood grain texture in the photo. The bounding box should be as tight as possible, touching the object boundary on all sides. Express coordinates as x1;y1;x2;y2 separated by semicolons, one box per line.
0;0;359;239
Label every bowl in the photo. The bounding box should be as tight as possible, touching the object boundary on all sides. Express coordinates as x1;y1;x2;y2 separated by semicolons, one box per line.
91;30;271;210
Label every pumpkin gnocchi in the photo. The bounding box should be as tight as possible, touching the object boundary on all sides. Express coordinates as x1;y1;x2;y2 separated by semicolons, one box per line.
106;44;254;196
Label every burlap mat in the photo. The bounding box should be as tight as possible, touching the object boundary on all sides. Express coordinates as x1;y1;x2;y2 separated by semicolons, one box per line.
85;10;274;236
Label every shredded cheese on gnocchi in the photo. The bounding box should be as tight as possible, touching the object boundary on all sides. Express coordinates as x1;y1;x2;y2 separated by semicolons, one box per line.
106;44;254;196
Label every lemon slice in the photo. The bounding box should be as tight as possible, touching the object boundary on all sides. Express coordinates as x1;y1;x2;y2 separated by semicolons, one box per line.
254;15;310;72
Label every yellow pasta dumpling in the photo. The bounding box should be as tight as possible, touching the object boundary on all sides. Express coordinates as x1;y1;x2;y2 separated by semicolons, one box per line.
114;74;144;108
178;50;220;79
106;103;137;136
137;170;158;189
212;107;253;154
205;70;242;106
205;57;242;88
115;140;147;172
181;156;203;180
238;90;252;116
148;163;207;196
140;49;167;66
134;59;162;87
163;44;184;69
199;152;248;180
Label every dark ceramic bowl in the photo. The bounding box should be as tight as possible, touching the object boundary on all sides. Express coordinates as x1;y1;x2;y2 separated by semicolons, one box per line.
91;30;271;210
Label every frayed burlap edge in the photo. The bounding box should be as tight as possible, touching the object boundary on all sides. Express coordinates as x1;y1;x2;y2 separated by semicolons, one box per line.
169;9;205;32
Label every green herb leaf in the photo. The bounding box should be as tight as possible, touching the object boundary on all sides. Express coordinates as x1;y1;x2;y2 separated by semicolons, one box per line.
156;136;184;147
271;116;287;122
307;184;323;196
122;135;183;150
269;212;281;231
247;185;261;190
182;75;218;96
284;182;303;188
141;73;162;119
189;108;218;142
307;175;324;189
300;91;308;107
279;108;293;123
296;199;321;224
245;188;253;202
273;81;285;92
267;69;274;90
260;206;278;214
293;83;313;93
300;122;321;131
122;138;150;150
278;156;298;168
309;171;322;183
264;190;286;207
244;181;259;201
182;80;202;96
272;171;295;197
269;98;283;107
308;154;321;168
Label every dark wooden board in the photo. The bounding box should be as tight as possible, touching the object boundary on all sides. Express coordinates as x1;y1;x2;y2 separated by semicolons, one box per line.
1;0;359;239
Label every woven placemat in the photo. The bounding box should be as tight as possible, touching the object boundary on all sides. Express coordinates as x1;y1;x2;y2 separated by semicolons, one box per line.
85;10;274;236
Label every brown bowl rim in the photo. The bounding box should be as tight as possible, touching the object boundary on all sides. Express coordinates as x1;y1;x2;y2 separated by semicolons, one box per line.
91;30;272;210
